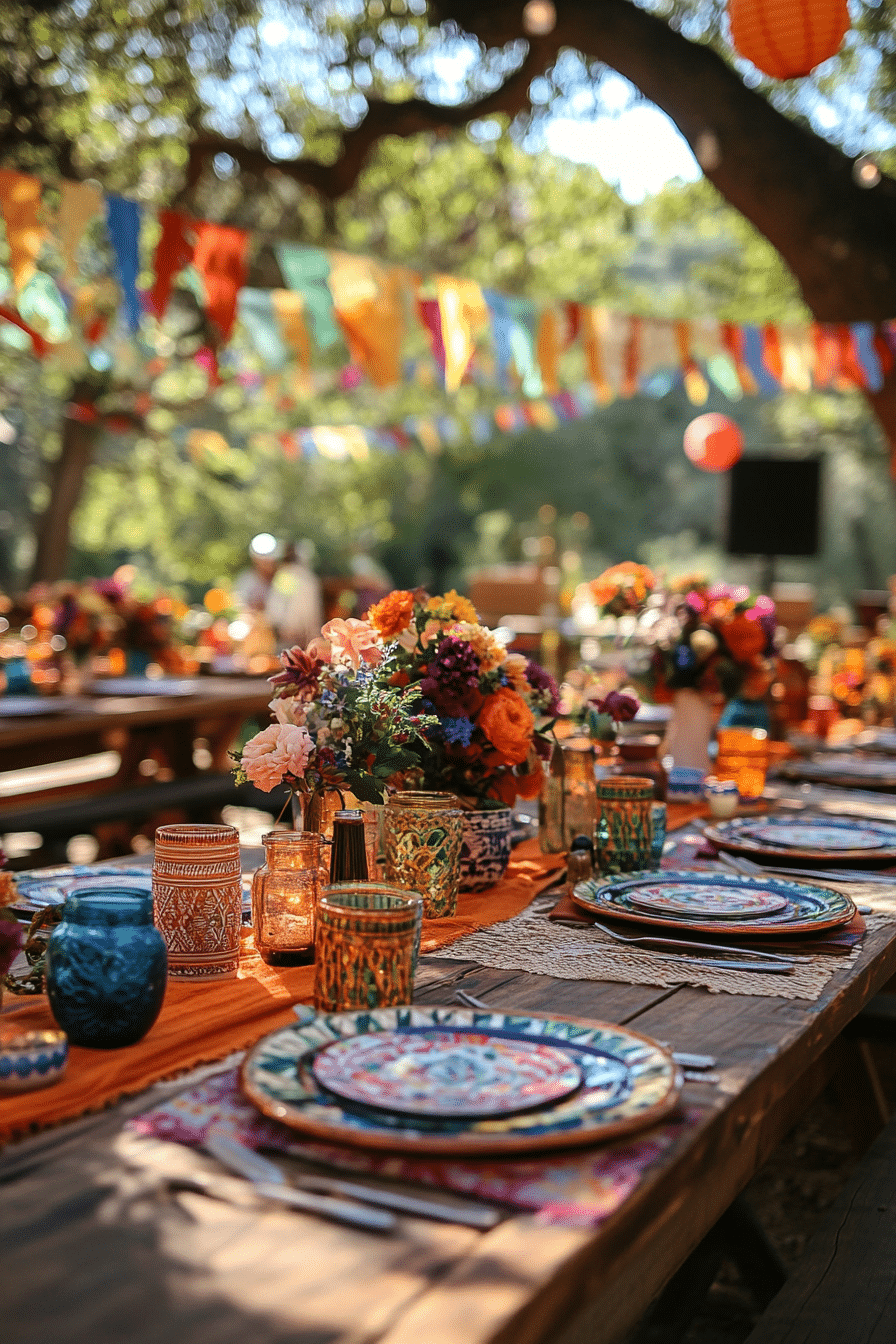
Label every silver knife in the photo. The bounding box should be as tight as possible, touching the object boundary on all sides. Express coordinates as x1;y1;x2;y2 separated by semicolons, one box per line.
275;1148;503;1228
204;1133;396;1233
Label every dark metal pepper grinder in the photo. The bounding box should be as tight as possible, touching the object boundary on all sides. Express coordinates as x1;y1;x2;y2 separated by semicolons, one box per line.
329;809;369;882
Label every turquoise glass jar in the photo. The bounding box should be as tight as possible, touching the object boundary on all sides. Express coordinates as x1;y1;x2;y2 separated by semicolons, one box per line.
46;889;167;1048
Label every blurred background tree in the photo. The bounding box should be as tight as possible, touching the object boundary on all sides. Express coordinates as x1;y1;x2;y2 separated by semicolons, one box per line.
1;0;895;600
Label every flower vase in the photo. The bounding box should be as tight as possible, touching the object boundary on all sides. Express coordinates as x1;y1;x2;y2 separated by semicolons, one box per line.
458;807;514;892
717;696;771;733
662;688;714;776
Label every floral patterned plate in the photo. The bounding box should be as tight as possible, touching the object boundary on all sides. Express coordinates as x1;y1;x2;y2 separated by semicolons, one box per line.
241;1007;681;1155
572;869;856;937
311;1029;584;1119
626;883;788;919
704;814;896;863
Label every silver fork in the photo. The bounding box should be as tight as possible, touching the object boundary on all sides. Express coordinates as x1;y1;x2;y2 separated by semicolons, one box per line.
587;920;795;972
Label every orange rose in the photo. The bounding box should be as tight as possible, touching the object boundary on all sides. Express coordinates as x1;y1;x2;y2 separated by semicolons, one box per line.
477;687;534;766
368;589;415;638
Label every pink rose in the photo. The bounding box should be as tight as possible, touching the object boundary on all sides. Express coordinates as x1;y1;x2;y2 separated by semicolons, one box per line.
242;722;313;791
321;617;383;669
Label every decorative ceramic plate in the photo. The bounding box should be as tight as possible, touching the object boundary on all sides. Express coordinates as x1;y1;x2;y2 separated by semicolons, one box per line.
626;883;788;920
735;819;894;851
572;869;855;937
777;755;896;790
311;1029;584;1119
241;1007;681;1155
705;814;896;864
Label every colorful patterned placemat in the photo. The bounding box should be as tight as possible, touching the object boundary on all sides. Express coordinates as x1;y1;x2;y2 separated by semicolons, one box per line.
127;1066;691;1228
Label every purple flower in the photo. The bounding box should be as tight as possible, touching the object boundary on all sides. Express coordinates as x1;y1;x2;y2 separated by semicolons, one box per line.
419;637;482;716
0;919;23;978
596;690;640;724
525;660;560;715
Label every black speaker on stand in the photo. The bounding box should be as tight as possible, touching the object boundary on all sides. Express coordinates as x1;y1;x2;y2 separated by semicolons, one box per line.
725;456;822;590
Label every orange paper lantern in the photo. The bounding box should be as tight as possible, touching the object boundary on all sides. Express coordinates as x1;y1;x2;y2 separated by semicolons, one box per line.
729;0;850;80
683;413;744;472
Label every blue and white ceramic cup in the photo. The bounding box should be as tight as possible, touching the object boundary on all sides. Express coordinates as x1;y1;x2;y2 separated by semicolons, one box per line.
704;776;740;819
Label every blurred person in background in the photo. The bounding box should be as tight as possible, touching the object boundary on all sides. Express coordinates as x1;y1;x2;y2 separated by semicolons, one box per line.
234;534;284;612
266;539;323;649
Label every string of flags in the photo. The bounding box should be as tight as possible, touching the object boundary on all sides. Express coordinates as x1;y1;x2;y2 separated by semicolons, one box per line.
0;166;894;462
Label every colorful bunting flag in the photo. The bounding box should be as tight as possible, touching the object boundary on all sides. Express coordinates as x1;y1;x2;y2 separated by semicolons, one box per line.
149;209;195;319
193;221;249;342
275;244;342;350
0;169;45;292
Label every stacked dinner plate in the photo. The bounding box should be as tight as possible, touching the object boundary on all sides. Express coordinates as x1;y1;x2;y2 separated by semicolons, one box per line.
240;1006;682;1156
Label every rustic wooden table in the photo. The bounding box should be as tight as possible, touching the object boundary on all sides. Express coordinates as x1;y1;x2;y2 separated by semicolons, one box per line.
0;677;273;807
4;894;896;1344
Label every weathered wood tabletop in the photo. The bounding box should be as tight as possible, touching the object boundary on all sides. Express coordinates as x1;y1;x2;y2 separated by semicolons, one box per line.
4;897;896;1344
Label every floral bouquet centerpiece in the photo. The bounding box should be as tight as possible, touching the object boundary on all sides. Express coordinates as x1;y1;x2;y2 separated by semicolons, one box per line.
365;588;559;808
233;618;439;817
646;582;777;709
589;563;656;619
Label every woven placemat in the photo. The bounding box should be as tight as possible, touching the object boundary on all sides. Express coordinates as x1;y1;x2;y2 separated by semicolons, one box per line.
437;883;896;999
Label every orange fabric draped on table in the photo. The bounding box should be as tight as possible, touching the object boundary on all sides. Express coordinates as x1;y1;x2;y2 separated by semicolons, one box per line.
0;839;565;1143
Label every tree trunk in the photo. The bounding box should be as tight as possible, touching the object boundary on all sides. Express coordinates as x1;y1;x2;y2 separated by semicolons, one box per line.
31;412;99;583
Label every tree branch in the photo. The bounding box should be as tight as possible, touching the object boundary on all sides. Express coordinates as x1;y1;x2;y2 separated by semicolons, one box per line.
440;0;896;325
180;36;553;203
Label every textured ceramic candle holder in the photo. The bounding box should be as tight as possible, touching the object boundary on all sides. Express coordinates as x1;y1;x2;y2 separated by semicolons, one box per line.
595;776;654;875
0;1030;68;1093
383;792;463;918
314;886;419;1012
152;823;242;979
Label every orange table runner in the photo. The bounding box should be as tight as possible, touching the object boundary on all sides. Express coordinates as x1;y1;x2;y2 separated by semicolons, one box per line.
0;839;565;1144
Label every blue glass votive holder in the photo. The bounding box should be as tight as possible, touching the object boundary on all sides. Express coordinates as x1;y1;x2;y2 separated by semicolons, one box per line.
704;776;740;819
46;888;167;1048
649;802;667;867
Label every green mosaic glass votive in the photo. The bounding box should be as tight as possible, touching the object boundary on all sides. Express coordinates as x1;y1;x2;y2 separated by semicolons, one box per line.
595;776;655;875
383;792;463;918
314;886;419;1012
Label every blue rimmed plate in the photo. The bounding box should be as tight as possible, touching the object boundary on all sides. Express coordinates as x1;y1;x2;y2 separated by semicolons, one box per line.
704;814;896;863
572;869;855;936
241;1007;680;1155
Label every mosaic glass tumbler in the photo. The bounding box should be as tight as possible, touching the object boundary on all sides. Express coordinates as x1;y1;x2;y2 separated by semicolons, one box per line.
595;776;654;875
383;792;463;918
314;885;419;1012
251;831;322;966
152;823;242;979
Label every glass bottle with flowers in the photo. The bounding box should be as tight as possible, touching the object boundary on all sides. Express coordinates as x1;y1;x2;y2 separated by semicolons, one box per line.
366;588;560;889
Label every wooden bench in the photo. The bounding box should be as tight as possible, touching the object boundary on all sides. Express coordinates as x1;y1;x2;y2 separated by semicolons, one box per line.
0;776;290;863
744;1112;896;1344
